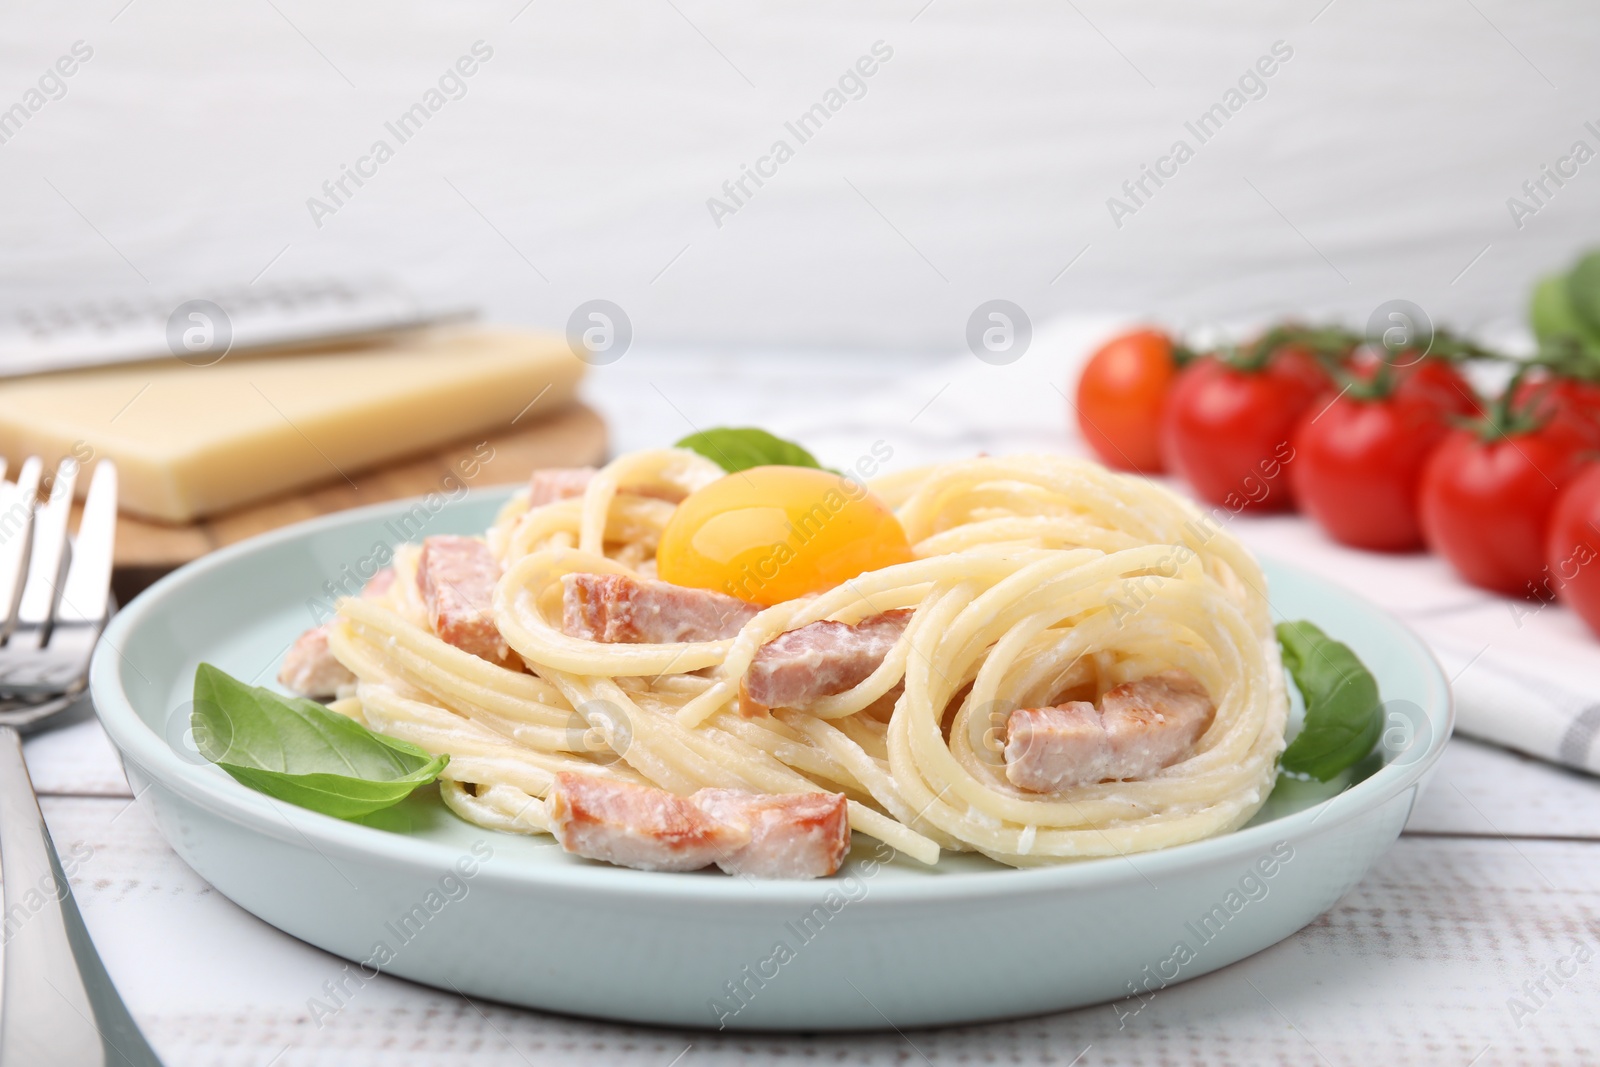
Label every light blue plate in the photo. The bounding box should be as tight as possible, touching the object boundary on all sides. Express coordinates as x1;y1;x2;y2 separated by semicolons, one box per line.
90;489;1451;1031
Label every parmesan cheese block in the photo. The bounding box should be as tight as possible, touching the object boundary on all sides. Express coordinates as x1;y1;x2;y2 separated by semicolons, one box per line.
0;327;585;522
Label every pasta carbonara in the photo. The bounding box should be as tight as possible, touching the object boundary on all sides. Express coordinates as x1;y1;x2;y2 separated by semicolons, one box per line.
295;445;1287;874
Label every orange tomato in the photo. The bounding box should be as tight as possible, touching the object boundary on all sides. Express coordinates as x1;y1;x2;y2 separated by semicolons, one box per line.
657;466;912;606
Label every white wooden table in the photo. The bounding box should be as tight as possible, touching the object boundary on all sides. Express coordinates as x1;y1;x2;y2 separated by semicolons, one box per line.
22;349;1600;1066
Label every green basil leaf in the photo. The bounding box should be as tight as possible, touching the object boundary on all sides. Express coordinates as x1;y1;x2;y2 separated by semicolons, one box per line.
675;427;824;474
1531;274;1597;350
1566;250;1600;340
1276;620;1382;782
192;662;447;819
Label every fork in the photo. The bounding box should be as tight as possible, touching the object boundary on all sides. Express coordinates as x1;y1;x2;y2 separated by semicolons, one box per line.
0;457;163;1066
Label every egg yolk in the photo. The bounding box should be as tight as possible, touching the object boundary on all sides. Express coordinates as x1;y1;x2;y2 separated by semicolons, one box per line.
657;466;913;606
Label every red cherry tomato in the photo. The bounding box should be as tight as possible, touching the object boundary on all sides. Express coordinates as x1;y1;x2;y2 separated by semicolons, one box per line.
1546;465;1600;636
1292;361;1478;550
1419;425;1592;595
1160;345;1329;512
1074;329;1176;474
1292;358;1481;551
1348;352;1483;418
1512;372;1600;450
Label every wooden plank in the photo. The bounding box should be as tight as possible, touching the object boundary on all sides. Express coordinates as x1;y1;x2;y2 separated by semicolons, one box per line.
98;402;606;573
20;700;131;798
1408;736;1600;840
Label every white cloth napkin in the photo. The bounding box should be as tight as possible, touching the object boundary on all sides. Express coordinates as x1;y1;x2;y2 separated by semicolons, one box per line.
778;315;1600;777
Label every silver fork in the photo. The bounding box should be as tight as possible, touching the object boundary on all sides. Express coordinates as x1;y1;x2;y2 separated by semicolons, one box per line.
0;458;163;1066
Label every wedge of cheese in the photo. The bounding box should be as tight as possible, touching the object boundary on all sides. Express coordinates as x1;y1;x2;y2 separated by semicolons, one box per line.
0;327;585;522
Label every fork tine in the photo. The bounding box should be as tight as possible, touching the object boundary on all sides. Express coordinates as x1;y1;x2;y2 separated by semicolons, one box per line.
58;461;117;625
0;458;41;642
15;458;77;643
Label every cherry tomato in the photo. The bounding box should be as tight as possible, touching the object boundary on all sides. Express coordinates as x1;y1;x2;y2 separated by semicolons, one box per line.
1349;351;1483;418
1292;358;1481;551
1512;372;1600;450
1546;465;1600;636
1160;344;1329;512
1419;426;1592;595
657;466;912;606
1073;328;1176;474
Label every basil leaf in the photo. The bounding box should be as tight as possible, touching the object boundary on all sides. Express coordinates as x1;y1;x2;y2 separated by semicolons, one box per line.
1531;273;1600;354
675;427;824;474
192;663;447;819
1276;620;1382;781
1567;250;1600;339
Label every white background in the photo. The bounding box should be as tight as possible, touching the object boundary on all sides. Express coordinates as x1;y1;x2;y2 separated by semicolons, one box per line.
2;0;1597;352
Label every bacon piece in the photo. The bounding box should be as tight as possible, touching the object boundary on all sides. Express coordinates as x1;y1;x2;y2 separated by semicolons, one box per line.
546;774;851;879
561;573;759;644
740;609;913;713
418;535;508;661
691;789;851;879
361;567;396;599
1004;702;1105;791
277;625;354;698
1004;670;1214;792
527;466;685;508
278;570;398;696
1100;670;1215;775
527;467;597;507
547;773;748;873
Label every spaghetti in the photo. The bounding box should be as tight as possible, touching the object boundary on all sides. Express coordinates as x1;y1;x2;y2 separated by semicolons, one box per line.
320;449;1287;869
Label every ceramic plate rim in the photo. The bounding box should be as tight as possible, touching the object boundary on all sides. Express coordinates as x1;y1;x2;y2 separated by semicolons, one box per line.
89;486;1454;906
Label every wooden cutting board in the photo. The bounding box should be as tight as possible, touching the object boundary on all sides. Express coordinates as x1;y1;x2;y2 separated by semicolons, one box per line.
102;402;606;596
